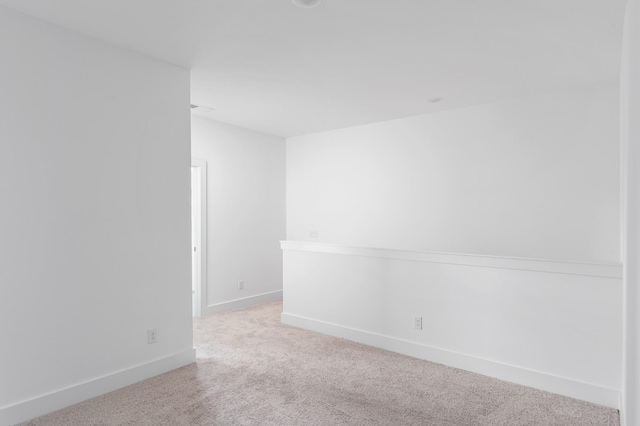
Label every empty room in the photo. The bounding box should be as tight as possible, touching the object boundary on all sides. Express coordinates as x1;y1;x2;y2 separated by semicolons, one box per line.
1;0;640;425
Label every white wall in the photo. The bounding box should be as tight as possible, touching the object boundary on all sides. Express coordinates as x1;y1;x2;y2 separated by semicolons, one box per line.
0;7;193;425
621;0;640;424
288;82;620;263
282;242;622;407
191;116;285;314
284;82;622;407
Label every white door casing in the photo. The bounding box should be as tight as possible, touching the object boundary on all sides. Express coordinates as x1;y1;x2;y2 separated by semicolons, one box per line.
191;158;207;317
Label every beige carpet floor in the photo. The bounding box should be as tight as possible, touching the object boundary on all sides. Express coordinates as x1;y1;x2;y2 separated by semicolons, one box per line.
22;300;619;425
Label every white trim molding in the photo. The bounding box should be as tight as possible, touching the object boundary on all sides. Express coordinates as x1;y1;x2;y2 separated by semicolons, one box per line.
204;290;283;316
191;158;208;318
281;313;620;408
280;241;622;278
0;349;195;426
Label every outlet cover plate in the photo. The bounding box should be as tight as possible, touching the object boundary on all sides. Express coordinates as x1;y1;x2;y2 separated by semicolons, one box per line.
414;316;423;330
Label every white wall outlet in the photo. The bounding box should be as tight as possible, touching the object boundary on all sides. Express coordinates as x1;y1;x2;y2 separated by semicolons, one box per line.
414;316;423;330
309;230;319;239
238;280;244;290
147;328;158;344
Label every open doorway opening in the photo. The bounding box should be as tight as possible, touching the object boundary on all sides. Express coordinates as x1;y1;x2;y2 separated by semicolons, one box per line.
191;158;207;317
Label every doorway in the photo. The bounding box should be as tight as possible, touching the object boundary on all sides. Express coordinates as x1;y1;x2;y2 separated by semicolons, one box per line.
191;158;207;317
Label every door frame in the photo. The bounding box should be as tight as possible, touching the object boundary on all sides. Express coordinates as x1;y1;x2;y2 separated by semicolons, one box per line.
191;158;207;317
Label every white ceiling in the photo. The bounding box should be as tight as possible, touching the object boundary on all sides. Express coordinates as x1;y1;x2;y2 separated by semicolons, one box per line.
0;0;626;137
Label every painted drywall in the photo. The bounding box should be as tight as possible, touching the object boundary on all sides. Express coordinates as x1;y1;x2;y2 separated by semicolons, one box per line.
284;82;622;406
0;6;192;424
282;243;622;407
191;116;285;313
621;0;640;424
287;82;620;263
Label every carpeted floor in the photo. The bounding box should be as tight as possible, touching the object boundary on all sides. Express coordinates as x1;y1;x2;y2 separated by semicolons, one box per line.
22;300;620;425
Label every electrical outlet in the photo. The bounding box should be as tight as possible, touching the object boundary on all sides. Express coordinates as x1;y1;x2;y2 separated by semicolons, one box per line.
147;328;158;344
309;230;319;239
413;316;423;330
238;280;244;290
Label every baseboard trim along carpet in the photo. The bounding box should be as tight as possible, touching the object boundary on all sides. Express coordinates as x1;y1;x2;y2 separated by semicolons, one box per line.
281;312;620;409
203;290;283;316
0;349;196;426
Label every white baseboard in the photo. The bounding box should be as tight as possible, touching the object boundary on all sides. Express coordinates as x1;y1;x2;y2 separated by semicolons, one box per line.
0;349;196;426
204;290;283;316
281;312;620;409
